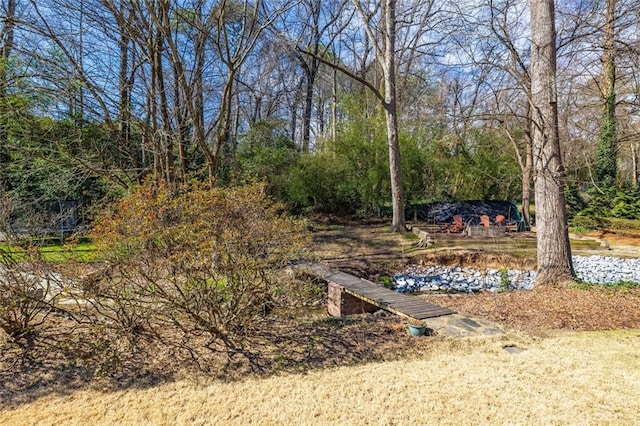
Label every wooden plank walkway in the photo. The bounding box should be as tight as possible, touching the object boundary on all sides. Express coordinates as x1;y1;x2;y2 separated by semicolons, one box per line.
295;263;455;320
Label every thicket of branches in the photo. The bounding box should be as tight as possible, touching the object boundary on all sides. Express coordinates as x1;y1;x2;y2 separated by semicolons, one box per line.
0;182;316;376
1;0;639;223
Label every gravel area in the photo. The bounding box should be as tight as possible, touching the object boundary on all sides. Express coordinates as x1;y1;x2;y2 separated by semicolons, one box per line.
394;255;640;293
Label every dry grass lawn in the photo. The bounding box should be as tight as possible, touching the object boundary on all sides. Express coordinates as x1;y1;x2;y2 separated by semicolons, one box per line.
2;330;639;425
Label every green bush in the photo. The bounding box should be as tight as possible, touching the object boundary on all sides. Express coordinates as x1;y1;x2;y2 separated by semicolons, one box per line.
575;185;640;228
570;215;611;231
610;189;640;219
564;183;587;219
237;120;299;202
286;152;361;215
606;217;640;231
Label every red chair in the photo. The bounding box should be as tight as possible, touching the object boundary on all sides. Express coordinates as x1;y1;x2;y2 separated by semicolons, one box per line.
448;215;465;233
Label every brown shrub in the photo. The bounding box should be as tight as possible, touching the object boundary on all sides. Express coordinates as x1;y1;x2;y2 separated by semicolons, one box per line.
87;181;310;354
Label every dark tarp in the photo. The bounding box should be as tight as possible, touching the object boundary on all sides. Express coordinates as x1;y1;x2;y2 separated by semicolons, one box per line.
412;200;522;226
10;200;80;234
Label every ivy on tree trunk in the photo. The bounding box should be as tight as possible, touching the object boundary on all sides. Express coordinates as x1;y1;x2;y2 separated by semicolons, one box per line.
595;0;618;187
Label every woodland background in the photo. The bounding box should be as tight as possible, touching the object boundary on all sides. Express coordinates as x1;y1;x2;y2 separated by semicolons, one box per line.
1;0;639;225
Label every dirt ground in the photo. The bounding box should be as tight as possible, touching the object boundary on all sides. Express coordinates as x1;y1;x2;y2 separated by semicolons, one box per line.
1;221;639;409
309;222;640;334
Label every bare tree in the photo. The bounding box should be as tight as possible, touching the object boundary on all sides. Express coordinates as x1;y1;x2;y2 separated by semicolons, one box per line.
486;0;533;227
350;0;405;231
298;0;324;152
450;0;534;226
529;0;574;285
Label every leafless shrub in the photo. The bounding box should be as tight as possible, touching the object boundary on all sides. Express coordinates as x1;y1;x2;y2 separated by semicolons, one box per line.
0;194;65;342
88;182;310;356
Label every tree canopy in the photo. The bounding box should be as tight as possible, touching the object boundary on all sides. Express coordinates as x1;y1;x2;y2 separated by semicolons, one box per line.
1;0;638;228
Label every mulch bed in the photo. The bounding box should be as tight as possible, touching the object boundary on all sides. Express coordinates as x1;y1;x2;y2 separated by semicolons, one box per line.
421;285;640;334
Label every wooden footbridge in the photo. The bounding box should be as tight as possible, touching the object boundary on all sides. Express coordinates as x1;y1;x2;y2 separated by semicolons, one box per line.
294;263;455;321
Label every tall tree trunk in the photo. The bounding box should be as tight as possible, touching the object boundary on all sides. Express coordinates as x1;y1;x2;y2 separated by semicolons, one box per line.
0;0;15;77
301;65;317;152
529;0;574;285
632;143;638;188
522;104;533;228
117;3;133;171
154;29;173;184
596;0;617;186
318;96;325;135
0;0;16;93
383;0;405;232
507;119;532;230
349;0;405;231
332;67;338;142
172;61;188;184
0;0;17;181
76;0;84;122
158;2;175;184
300;0;321;153
214;71;235;183
188;2;206;183
148;35;161;180
521;141;533;229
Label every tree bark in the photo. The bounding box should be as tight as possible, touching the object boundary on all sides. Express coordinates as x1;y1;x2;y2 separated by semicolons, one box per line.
596;0;617;185
0;0;16;93
332;67;337;142
0;0;17;161
117;3;134;173
522;104;533;228
349;0;405;231
300;0;321;153
383;0;405;232
632;143;638;188
529;0;574;285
